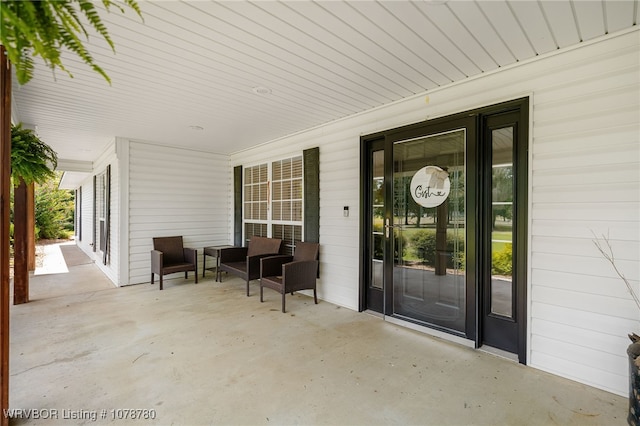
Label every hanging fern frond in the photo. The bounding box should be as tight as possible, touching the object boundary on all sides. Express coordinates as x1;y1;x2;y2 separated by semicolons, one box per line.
77;0;114;49
0;0;143;85
10;124;58;186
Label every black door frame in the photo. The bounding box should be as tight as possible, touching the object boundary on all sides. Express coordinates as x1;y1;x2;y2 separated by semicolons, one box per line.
385;114;477;340
479;106;529;363
359;97;529;363
360;138;386;314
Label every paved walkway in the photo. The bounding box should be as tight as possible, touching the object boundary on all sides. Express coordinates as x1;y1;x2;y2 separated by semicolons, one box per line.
28;241;114;301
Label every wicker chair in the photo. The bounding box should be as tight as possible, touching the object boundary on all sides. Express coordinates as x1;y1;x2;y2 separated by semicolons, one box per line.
150;236;198;290
259;241;319;313
218;236;283;296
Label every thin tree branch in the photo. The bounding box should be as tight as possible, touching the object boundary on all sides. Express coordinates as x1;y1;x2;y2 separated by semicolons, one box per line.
592;230;640;312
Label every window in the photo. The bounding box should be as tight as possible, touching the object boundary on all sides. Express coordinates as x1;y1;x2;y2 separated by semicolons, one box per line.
93;172;105;252
243;156;303;255
272;157;303;254
93;165;111;264
244;164;268;222
243;164;268;242
76;187;82;241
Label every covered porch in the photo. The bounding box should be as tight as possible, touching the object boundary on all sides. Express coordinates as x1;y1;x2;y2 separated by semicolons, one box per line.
9;243;626;424
3;0;638;416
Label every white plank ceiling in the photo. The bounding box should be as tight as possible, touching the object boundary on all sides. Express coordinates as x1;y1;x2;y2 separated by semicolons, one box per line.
9;0;639;165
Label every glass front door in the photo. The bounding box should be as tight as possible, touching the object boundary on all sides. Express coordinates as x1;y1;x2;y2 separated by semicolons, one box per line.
392;130;466;333
360;98;528;362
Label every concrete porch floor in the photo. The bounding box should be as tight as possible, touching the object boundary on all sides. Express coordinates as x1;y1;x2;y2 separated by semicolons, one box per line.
9;243;626;425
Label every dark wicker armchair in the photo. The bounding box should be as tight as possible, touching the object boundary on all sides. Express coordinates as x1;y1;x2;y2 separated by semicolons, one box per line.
260;241;320;313
218;236;283;296
150;236;198;290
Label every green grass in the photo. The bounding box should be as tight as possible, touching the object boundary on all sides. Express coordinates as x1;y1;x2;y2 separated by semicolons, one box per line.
492;231;512;252
373;220;512;259
492;231;512;241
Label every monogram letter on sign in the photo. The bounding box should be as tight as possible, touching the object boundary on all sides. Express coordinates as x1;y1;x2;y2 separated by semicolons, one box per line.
410;166;451;208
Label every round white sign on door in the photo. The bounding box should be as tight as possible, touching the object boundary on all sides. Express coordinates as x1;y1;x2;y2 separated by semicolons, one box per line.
410;166;451;208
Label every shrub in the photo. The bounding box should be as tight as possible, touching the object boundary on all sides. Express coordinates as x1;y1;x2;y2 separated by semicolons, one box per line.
409;229;465;269
410;230;437;264
393;229;407;262
492;243;513;276
34;178;74;240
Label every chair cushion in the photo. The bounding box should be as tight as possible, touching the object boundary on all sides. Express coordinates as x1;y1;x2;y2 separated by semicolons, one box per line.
162;262;195;274
261;275;283;292
221;261;247;275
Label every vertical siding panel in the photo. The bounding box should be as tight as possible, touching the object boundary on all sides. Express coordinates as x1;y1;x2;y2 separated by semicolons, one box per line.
73;144;121;285
526;33;639;396
77;180;94;258
127;141;230;285
107;161;119;283
92;146;119;284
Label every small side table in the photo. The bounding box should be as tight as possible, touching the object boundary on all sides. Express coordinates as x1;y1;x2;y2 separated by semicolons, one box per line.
203;245;234;281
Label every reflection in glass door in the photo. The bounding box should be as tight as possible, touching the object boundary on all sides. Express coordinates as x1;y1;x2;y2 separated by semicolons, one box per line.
482;113;522;356
392;130;466;333
364;140;385;313
371;149;384;290
490;127;514;318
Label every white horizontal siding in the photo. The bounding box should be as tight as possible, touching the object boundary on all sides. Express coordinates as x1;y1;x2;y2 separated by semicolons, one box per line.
127;141;230;285
71;144;120;285
76;178;94;258
528;33;640;396
104;160;119;284
229;30;639;396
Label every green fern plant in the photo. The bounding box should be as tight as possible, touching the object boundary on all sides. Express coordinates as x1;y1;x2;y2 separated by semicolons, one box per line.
10;124;57;186
1;0;142;85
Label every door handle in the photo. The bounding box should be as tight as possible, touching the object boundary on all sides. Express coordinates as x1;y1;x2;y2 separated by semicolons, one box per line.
384;220;395;238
